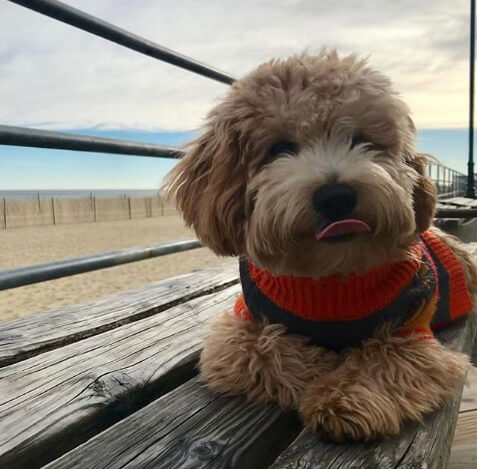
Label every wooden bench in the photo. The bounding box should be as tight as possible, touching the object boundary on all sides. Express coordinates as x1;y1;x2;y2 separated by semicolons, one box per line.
437;198;477;244
0;259;476;469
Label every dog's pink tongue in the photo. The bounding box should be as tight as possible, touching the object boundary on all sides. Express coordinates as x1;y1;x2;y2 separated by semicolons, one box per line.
315;219;371;240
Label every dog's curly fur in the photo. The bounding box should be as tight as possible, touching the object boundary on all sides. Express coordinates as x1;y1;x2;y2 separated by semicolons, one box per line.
300;330;469;441
199;313;338;409
165;50;476;441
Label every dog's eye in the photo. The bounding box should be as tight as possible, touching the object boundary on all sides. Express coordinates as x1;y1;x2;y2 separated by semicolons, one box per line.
350;135;365;148
268;141;298;159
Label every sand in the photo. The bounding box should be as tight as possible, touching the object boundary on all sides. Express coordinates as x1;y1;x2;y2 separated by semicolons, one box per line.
0;215;226;322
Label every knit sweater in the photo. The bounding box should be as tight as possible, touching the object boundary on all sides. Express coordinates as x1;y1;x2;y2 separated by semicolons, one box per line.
235;230;473;351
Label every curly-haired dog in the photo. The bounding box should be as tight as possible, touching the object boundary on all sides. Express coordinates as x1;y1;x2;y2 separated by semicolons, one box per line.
165;50;477;442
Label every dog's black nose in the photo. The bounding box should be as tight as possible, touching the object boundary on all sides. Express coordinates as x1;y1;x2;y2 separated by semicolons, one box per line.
313;184;357;220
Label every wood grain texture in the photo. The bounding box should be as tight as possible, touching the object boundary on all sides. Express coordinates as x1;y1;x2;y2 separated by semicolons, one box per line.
459;367;477;413
270;312;477;469
0;285;240;469
452;411;477;447
448;368;477;468
447;443;477;469
440;198;477;208
45;378;302;469
0;262;238;367
448;411;477;469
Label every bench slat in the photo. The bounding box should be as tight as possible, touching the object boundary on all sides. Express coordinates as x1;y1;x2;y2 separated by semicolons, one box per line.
270;313;477;469
440;198;477;208
0;285;240;469
443;357;477;467
459;368;477;413
0;262;238;367
45;378;302;469
448;411;477;468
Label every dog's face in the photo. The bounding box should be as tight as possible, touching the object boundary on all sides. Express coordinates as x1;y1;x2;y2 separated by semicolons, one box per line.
166;51;437;277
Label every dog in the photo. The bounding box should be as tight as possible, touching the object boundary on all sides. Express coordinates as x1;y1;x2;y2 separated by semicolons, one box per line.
164;50;477;442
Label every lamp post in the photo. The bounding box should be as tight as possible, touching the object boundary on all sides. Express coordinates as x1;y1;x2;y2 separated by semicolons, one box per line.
467;0;476;198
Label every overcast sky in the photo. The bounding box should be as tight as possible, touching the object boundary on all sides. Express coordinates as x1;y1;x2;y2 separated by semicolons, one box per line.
0;0;472;188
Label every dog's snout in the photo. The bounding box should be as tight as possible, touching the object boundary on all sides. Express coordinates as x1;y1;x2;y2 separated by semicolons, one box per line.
313;184;357;220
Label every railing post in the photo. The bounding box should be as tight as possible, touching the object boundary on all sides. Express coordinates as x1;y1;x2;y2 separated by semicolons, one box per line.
436;165;440;194
51;197;56;225
445;167;449;194
93;197;97;222
3;198;6;229
441;166;444;193
128;196;132;219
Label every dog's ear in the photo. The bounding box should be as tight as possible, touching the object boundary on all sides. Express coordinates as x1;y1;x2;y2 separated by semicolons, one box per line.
163;118;247;256
407;153;437;234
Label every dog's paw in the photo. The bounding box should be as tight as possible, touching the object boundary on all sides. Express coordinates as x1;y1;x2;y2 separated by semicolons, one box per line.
200;312;337;409
200;312;340;409
299;377;401;442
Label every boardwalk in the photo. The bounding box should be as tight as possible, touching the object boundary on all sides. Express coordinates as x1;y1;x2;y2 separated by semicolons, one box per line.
449;347;477;468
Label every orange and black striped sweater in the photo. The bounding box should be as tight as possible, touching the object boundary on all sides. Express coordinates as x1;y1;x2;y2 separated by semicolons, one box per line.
235;230;473;351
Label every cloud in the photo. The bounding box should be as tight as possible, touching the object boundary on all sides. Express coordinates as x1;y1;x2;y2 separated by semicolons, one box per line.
0;0;471;131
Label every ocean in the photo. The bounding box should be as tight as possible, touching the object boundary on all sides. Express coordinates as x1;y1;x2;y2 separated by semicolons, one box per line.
0;189;160;201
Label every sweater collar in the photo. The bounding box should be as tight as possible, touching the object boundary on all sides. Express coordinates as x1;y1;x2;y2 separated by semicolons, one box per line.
241;244;423;321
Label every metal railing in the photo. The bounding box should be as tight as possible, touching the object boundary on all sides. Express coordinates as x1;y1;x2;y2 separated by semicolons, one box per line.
1;0;475;292
426;162;467;199
0;240;201;291
0;125;183;159
8;0;236;85
0;0;232;290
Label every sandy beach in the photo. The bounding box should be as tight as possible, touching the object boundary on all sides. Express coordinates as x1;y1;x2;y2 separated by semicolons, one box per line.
0;215;226;322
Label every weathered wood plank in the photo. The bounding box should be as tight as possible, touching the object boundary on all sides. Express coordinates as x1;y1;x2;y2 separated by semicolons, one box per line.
447;444;477;469
0;285;240;469
45;378;302;469
448;368;477;468
0;262;238;367
448;411;477;469
459;367;477;413
452;411;477;448
440;197;477;208
270;312;477;469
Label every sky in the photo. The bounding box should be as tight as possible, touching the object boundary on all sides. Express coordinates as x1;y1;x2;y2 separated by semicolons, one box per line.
0;0;473;189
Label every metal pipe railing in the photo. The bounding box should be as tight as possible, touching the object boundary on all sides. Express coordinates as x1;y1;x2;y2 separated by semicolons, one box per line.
7;0;236;85
0;239;201;291
427;163;467;199
0;125;183;158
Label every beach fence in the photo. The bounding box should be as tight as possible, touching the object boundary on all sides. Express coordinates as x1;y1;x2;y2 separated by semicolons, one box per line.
0;195;176;229
0;164;468;230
